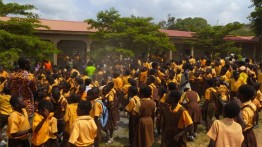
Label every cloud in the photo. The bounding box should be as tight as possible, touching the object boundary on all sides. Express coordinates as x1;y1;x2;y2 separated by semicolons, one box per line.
4;0;254;25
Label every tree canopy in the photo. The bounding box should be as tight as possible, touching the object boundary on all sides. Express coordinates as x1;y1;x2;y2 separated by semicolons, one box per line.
0;0;58;69
86;8;175;61
249;0;262;36
187;23;243;58
158;15;211;32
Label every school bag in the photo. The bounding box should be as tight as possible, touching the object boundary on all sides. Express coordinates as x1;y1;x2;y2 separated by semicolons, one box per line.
95;100;109;128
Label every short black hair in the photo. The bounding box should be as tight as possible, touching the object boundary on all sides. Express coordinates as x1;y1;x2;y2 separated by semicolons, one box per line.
128;86;138;96
224;101;241;118
85;78;92;85
238;84;255;102
168;90;181;104
18;57;30;70
38;99;52;112
140;86;152;98
69;93;80;103
168;82;177;90
78;100;92;115
10;95;22;108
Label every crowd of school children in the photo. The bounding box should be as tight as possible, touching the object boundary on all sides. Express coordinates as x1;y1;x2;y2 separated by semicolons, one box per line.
0;53;261;147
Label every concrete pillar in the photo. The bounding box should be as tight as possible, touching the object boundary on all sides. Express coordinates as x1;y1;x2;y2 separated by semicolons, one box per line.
190;46;194;57
85;40;92;63
253;45;257;60
169;50;173;60
51;39;60;66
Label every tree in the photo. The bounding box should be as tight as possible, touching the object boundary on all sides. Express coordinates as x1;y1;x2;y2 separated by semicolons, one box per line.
158;15;211;32
158;14;176;29
187;23;243;58
229;22;255;36
249;0;262;36
174;17;211;32
86;8;175;61
0;0;58;69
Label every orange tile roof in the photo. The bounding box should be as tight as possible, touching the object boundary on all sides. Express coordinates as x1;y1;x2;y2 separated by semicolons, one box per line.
0;16;259;42
0;16;96;32
159;29;194;38
224;36;259;42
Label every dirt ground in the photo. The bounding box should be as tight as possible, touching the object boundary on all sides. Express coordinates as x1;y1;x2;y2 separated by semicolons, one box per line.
100;112;262;147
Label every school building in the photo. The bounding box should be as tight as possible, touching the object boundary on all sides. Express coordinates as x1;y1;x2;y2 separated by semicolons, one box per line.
1;16;261;65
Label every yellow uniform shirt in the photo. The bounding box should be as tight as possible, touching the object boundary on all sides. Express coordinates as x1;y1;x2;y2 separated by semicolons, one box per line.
205;87;217;100
49;117;58;139
139;71;148;83
217;85;229;102
0;71;9;78
113;77;124;90
0;94;12;115
68;116;97;146
7;109;30;139
172;103;193;129
176;73;182;84
89;98;103;118
207;118;244;147
125;96;140;115
64;103;78;133
160;93;168;103
229;78;245;92
31;113;53;146
241;100;257;131
179;90;200;104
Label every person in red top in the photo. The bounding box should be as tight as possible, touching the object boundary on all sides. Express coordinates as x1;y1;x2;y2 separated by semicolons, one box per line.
43;60;52;71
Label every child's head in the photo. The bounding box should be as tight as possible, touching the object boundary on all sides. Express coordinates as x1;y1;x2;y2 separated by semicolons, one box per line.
139;86;152;98
223;101;241;118
77;100;92;116
38;99;52;116
89;87;100;100
51;85;60;100
10;96;26;109
128;86;138;97
85;78;92;86
69;93;80;103
167;90;181;105
238;84;255;103
168;82;177;91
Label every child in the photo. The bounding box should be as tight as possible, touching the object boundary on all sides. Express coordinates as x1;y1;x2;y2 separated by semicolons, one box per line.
207;101;244;147
132;86;156;147
236;84;258;147
68;100;97;147
63;94;79;146
7;96;32;147
125;86;140;146
31;99;54;147
179;88;201;140
161;90;193;147
0;86;12;142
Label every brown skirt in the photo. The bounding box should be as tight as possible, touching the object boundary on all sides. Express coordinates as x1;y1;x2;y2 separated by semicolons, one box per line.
188;102;202;124
132;117;154;147
242;129;257;147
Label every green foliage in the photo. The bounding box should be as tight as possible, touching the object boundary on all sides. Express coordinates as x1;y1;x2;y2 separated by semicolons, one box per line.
229;22;255;36
0;48;21;69
158;15;211;32
249;0;262;36
0;1;58;69
0;0;37;17
86;8;175;60
187;23;243;57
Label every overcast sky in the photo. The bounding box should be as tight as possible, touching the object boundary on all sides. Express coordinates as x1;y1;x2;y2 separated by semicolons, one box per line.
5;0;253;25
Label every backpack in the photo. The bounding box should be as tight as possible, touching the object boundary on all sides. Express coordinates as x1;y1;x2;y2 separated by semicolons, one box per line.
95;100;109;128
